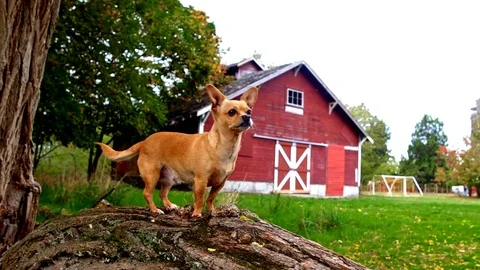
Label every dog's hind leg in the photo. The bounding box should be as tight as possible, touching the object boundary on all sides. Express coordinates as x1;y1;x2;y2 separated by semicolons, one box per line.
138;156;163;215
159;182;178;211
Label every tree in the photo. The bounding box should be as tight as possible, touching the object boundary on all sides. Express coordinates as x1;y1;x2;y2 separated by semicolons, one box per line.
438;137;480;197
454;137;480;196
0;205;367;269
347;104;394;183
399;115;448;185
33;0;230;179
0;0;62;253
434;146;456;186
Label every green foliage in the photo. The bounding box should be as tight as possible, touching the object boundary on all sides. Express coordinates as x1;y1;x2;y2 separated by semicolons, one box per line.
440;136;480;195
400;115;448;184
34;143;90;178
37;178;115;223
347;103;395;182
34;0;228;176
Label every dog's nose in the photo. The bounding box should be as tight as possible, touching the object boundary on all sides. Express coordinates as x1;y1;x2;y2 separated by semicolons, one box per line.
242;115;250;121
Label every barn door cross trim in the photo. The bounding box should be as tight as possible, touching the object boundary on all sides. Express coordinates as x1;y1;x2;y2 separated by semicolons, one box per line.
274;141;311;192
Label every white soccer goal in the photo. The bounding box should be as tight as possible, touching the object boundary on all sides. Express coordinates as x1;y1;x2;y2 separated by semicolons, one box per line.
367;175;424;196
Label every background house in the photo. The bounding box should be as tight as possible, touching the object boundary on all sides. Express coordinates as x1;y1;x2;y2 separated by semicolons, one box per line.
116;58;372;198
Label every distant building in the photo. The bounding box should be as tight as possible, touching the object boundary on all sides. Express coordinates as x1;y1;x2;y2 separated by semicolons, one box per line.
472;99;480;136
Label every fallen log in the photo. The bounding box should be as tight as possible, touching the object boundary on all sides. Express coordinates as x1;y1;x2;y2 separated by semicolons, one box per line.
0;204;367;270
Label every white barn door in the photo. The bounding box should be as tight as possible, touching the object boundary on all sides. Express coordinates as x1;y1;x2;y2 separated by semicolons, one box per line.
274;141;311;193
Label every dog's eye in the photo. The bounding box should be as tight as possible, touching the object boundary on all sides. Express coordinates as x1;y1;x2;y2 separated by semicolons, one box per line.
246;109;252;115
227;109;237;116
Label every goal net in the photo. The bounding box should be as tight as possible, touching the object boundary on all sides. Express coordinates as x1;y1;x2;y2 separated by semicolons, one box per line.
366;175;424;196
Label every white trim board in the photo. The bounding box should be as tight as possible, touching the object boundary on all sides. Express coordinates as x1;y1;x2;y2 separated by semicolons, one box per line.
253;134;328;147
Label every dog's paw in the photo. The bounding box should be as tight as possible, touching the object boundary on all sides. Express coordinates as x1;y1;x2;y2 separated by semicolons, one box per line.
190;213;202;219
152;208;164;215
165;203;179;211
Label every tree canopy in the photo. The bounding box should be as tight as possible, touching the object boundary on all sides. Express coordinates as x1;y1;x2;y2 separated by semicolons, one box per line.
33;0;230;177
347;103;396;183
436;117;480;197
399;115;448;185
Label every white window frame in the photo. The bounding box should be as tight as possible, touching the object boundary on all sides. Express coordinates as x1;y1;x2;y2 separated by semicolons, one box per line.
286;88;304;108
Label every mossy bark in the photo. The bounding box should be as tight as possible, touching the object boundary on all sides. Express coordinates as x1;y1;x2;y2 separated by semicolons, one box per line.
0;204;367;270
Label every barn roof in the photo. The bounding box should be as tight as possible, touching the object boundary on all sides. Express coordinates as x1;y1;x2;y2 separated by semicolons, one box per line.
196;60;373;143
226;57;265;71
221;64;289;97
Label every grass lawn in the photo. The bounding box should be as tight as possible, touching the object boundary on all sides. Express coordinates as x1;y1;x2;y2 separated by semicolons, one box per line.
97;186;480;270
35;144;480;269
36;154;479;270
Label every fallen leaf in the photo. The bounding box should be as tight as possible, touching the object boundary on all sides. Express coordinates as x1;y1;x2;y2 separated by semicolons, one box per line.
251;242;264;248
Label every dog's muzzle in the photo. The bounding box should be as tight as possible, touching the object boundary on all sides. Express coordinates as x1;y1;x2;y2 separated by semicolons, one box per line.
239;115;252;128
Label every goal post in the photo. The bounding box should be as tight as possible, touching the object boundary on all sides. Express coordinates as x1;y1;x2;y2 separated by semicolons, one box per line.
367;175;424;196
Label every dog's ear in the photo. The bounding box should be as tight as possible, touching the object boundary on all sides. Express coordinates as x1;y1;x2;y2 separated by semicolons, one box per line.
240;86;259;108
206;84;226;108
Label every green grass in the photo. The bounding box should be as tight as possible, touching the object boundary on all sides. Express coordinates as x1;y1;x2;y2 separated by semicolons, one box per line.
34;145;480;269
103;187;480;270
35;144;113;221
37;181;480;269
238;194;480;270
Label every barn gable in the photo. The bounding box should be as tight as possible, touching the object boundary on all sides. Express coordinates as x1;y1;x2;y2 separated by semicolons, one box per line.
225;57;265;79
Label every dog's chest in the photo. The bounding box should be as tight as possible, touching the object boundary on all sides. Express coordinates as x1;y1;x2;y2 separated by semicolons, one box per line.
208;161;235;186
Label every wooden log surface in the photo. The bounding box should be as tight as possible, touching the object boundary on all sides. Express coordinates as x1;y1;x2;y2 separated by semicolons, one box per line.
0;204;368;270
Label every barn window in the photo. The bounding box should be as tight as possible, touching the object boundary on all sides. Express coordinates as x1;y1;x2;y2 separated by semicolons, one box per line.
287;88;303;108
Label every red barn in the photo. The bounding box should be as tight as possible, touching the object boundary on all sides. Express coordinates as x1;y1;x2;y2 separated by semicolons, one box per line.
115;58;372;197
195;58;372;197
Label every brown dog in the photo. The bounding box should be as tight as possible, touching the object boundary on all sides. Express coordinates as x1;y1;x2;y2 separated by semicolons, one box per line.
96;84;258;217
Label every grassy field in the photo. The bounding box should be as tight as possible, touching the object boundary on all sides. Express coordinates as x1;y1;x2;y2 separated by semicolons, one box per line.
35;146;480;269
41;183;476;270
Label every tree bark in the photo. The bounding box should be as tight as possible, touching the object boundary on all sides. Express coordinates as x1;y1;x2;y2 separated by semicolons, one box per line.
0;0;61;253
0;204;367;270
87;133;106;181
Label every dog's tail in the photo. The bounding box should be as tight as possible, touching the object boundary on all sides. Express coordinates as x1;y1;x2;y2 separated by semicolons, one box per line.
95;141;144;162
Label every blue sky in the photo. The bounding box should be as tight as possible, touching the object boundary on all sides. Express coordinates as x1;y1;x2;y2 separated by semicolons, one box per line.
180;0;480;161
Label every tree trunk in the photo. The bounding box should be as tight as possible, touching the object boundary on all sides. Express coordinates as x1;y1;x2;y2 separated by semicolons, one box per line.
33;141;43;171
87;134;105;180
0;0;61;253
0;204;367;270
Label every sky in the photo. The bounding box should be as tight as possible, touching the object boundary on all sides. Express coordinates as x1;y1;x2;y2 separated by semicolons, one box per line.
180;0;480;161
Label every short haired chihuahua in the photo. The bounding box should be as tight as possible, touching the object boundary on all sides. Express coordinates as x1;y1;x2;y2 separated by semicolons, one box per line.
97;84;258;217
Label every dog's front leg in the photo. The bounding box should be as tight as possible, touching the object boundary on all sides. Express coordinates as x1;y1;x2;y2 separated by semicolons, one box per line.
206;181;226;216
192;178;208;218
